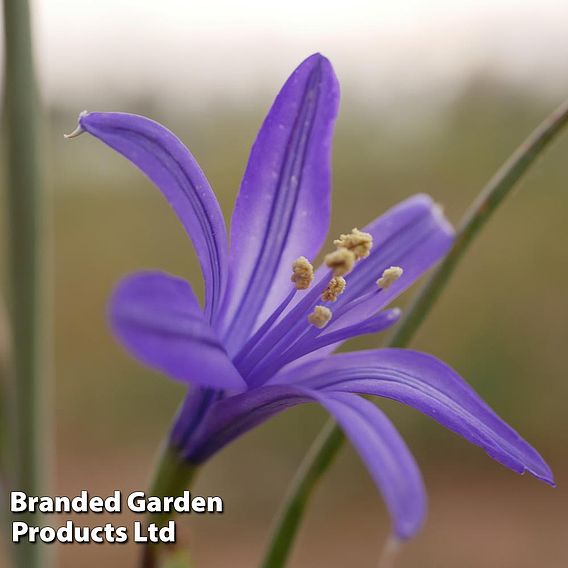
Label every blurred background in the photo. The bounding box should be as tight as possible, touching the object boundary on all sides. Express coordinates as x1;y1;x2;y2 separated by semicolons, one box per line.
1;0;568;566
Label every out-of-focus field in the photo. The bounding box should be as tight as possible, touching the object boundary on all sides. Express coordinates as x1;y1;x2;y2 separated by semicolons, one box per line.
2;77;567;566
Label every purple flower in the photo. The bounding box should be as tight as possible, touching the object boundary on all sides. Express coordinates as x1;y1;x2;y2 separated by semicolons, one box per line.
76;54;553;539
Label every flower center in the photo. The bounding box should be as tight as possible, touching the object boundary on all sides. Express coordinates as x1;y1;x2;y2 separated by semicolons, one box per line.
235;225;404;384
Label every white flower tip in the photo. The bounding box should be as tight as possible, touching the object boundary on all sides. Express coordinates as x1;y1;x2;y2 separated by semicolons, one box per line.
377;534;402;568
433;201;454;235
64;124;84;139
64;111;89;139
388;307;402;319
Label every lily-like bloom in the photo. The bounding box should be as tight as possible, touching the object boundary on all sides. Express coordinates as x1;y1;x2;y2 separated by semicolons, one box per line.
74;54;553;539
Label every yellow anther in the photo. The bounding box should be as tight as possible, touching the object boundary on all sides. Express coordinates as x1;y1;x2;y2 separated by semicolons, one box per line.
308;305;332;329
325;248;356;277
321;277;346;302
377;266;403;289
334;228;373;260
291;256;314;290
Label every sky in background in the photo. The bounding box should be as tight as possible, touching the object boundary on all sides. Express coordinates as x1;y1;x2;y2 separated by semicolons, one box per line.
14;0;567;110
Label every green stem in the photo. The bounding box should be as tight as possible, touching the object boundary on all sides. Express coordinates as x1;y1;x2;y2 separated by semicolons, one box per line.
390;97;568;348
141;446;199;568
260;97;568;568
2;0;48;567
260;423;343;568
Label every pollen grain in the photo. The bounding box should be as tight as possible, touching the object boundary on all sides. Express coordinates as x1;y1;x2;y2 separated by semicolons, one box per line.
325;248;355;277
377;266;403;289
291;256;314;290
308;306;332;329
322;277;346;302
334;228;373;260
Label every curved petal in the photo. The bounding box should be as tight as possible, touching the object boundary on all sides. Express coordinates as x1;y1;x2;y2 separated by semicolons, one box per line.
313;392;426;539
109;271;246;391
176;384;308;462
277;349;554;485
79;112;229;320
221;53;340;351
182;386;425;539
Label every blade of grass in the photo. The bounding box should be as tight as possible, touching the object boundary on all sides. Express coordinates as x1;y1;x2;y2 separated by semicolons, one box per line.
2;0;50;566
260;97;568;568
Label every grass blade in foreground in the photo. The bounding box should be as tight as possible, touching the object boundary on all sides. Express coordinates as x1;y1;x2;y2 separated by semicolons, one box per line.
2;0;49;566
260;97;568;568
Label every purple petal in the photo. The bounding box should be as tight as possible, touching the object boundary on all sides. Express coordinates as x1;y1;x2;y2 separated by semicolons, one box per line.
313;392;426;539
282;349;554;485
220;54;340;351
183;386;425;539
170;387;224;451
109;271;246;391
79;112;229;320
179;384;310;462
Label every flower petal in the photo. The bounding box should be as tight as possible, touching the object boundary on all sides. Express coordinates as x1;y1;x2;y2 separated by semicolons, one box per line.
79;112;229;320
170;387;224;451
282;349;554;485
221;53;340;350
182;385;425;539
176;384;309;462
109;271;246;391
313;392;426;539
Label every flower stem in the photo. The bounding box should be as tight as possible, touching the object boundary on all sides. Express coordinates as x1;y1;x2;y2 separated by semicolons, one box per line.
2;0;49;567
390;97;568;348
141;446;199;568
260;423;343;568
260;97;568;568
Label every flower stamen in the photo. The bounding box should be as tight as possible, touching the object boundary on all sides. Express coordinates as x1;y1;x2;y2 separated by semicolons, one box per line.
334;228;373;260
308;305;332;328
321;277;346;302
377;266;403;289
325;248;355;277
291;256;314;290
